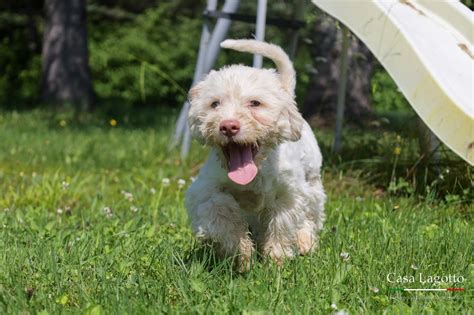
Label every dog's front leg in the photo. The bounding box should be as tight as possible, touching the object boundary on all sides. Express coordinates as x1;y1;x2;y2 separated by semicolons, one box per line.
260;207;301;264
187;191;254;271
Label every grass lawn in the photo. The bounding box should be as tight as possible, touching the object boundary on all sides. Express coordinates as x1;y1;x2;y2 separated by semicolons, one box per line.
0;110;472;314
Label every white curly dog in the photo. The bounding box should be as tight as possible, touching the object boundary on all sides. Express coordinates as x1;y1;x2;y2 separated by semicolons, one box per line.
186;39;325;269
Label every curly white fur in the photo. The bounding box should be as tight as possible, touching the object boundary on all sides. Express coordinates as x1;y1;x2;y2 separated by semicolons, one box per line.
186;39;326;269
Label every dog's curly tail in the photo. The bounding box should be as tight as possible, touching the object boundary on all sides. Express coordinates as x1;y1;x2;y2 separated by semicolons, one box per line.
220;39;295;95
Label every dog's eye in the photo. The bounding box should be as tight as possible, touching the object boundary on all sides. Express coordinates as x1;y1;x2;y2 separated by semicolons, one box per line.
249;100;261;107
211;101;220;108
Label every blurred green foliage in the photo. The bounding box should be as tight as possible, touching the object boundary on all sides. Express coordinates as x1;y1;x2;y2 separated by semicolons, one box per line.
0;2;206;109
0;18;41;107
88;4;200;109
370;67;410;114
315;121;472;199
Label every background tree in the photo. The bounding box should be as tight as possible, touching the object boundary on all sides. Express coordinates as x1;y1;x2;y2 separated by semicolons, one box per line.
303;11;375;124
41;0;94;109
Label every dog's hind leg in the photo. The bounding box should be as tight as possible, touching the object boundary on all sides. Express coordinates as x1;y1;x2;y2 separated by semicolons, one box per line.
297;178;326;255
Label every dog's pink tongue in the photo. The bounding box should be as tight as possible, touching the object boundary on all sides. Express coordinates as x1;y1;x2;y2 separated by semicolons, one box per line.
227;144;258;185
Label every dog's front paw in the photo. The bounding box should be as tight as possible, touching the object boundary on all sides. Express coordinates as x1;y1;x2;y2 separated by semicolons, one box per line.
262;239;295;265
296;228;317;255
235;237;255;272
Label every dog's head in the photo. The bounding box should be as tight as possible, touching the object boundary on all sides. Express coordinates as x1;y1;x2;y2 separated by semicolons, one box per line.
188;40;304;185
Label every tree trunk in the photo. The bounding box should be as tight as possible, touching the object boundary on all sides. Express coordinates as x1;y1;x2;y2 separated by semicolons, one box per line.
41;0;94;109
303;11;374;124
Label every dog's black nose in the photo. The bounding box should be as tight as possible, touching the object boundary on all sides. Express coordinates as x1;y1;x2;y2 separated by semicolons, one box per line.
219;120;240;137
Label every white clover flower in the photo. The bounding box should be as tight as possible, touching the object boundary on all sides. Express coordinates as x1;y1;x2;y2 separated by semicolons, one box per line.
355;196;363;202
130;206;138;213
103;207;113;218
56;208;63;215
340;252;350;261
121;190;134;202
369;286;379;293
150;188;156;195
178;179;186;188
61;181;69;190
331;303;338;310
161;178;170;186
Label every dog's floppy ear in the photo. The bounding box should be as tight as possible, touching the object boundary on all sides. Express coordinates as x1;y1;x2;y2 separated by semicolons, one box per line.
188;83;201;103
187;82;205;144
188;71;216;103
279;103;305;142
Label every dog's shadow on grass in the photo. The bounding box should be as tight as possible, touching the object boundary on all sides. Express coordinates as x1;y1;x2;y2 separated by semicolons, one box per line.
179;243;236;273
177;242;264;276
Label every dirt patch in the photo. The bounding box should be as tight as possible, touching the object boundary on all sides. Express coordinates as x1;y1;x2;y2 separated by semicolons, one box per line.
458;43;474;59
399;0;425;16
